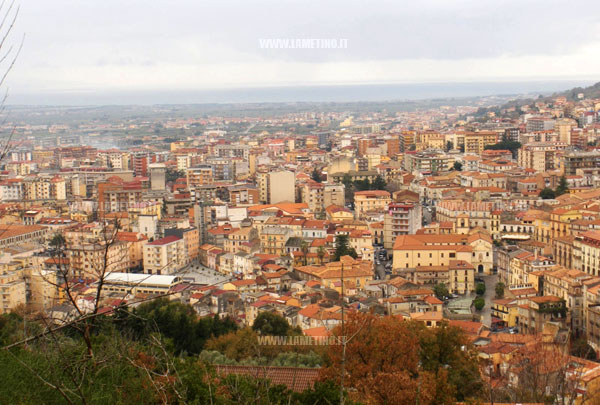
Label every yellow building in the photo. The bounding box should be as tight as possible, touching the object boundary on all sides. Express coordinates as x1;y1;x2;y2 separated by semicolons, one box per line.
0;261;26;314
464;131;498;155
574;231;600;277
294;256;373;294
325;205;354;222
66;240;129;279
392;232;493;275
353;190;391;219
398;260;475;294
260;226;293;256
491;298;519;327
550;208;582;243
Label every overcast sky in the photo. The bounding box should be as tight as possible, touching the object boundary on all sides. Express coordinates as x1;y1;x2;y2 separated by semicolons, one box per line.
4;0;600;103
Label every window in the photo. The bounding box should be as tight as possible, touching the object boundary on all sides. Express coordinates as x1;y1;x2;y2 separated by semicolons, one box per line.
449;253;455;258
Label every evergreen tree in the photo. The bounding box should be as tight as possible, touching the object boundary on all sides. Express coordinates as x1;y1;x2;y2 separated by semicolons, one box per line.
311;167;322;183
371;175;387;190
333;234;357;261
252;312;291;336
539;188;556;199
556;175;569;196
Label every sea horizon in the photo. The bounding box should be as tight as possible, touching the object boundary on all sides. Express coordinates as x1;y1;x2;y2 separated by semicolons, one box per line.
5;79;596;107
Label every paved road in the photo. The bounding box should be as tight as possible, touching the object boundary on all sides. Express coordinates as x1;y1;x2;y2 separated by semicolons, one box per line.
422;206;433;225
476;274;498;327
373;248;390;280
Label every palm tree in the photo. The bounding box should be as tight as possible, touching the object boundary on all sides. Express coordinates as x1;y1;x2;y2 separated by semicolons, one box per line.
317;246;326;265
301;240;309;266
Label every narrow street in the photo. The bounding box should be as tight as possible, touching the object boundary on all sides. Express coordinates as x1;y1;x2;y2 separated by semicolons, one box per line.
476;274;498;327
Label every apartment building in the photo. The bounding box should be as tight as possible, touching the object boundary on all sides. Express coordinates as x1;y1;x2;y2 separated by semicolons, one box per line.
517;296;566;334
564;150;600;176
262;170;295;204
435;201;494;233
0;261;26;315
0;179;23;201
517;142;568;172
67;240;129;279
354;190;391;219
187;166;214;188
403;151;453;174
22;175;67;201
383;202;422;250
574;231;600;277
542;267;593;333
260;226;293;256
143;235;186;275
464;131;498;155
508;250;554;287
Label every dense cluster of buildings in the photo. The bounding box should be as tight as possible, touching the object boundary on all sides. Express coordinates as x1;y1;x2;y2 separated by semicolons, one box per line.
3;93;600;400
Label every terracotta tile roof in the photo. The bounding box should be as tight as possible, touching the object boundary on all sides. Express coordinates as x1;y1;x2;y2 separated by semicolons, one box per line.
303;326;330;337
0;224;46;240
215;365;319;392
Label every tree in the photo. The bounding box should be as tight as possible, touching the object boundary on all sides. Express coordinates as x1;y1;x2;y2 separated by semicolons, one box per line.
49;233;65;249
165;167;185;183
317;245;326;265
333;234;357;261
453;161;463;171
300;240;309;266
495;282;505;299
371;175;387;190
124;298;238;355
417;322;484;401
570;336;597;360
484;140;522;159
341;173;352;188
354;178;371;191
311;167;322;183
320;313;480;404
433;283;449;300
556;175;569;196
252;312;291;337
539;187;556;199
476;283;486;296
473;297;485;311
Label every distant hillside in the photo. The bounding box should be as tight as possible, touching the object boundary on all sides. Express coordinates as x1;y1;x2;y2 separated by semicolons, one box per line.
552;81;600;101
474;81;600;118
